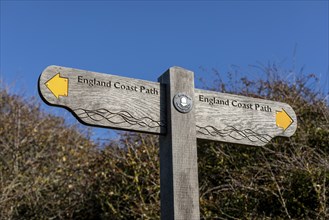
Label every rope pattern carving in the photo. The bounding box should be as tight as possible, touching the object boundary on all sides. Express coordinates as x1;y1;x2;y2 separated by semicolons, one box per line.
196;125;272;143
74;108;166;128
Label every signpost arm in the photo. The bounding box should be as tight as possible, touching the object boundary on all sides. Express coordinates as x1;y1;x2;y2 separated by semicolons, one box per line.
158;67;200;220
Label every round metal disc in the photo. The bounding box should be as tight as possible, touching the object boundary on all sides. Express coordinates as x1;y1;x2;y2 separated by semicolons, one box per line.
173;93;193;113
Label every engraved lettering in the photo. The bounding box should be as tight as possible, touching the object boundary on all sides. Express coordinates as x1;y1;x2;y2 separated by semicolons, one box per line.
77;76;159;95
140;86;159;95
231;100;253;110
77;76;111;88
199;95;229;106
78;76;83;83
255;104;272;112
114;82;120;88
199;95;204;102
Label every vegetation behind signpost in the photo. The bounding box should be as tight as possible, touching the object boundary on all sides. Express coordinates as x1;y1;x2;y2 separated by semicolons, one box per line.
0;63;328;219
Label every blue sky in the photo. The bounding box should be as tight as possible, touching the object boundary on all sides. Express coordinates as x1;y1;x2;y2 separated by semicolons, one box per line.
1;1;328;141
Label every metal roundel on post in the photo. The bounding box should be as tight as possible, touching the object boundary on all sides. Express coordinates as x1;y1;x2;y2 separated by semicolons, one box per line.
173;93;193;113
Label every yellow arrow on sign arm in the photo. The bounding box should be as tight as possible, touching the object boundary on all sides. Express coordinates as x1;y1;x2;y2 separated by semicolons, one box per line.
276;108;294;131
45;73;68;99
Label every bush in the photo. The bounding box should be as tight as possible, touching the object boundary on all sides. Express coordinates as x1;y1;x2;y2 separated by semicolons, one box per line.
93;133;160;219
0;88;100;219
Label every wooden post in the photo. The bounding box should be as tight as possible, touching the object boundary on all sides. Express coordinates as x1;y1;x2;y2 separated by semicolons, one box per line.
158;67;200;220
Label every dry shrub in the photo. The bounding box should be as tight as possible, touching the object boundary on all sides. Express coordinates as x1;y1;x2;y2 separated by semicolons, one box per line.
0;88;99;219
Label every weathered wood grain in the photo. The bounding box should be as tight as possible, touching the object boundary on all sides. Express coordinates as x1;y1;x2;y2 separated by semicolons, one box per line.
158;67;200;220
39;65;166;134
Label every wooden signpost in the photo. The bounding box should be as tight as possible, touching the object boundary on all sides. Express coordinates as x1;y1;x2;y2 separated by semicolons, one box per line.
39;65;297;220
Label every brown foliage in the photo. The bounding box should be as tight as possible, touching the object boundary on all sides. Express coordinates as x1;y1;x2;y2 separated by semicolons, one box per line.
94;133;160;219
0;89;99;219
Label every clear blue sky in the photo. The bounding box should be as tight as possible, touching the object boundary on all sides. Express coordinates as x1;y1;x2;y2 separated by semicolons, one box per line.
1;1;328;141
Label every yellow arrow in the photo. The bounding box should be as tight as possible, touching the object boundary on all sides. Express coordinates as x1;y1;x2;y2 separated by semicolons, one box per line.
45;73;68;99
276;108;294;131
